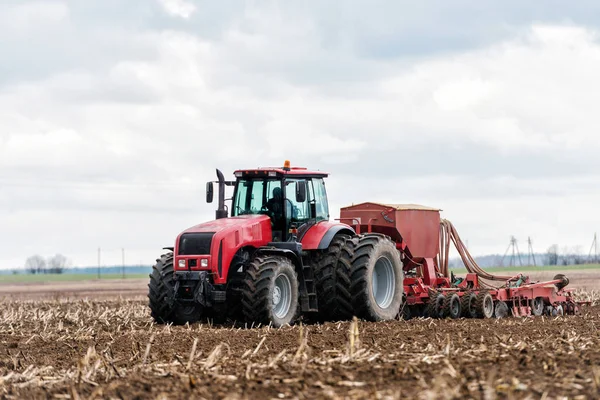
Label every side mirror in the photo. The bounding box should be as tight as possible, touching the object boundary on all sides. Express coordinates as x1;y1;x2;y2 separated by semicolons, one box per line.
206;182;214;203
296;181;307;203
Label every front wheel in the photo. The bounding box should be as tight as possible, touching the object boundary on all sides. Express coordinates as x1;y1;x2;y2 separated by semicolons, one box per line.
241;255;299;328
148;252;202;325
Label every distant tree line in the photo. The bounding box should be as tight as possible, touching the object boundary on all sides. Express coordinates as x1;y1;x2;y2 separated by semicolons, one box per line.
545;245;591;266
25;254;70;274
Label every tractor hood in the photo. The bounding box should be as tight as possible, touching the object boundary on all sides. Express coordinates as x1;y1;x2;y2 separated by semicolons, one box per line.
173;215;272;284
182;215;270;234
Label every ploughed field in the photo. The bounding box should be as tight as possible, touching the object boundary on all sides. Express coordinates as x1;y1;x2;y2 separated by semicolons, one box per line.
1;297;599;399
1;267;599;300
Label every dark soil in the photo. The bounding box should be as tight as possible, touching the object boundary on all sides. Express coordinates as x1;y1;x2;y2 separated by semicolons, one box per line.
0;299;599;399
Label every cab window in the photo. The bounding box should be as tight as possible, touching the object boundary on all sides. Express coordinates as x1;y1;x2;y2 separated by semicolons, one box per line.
232;179;281;215
284;179;310;224
311;178;329;221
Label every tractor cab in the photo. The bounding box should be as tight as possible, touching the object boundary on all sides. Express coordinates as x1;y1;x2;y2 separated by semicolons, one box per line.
222;161;330;242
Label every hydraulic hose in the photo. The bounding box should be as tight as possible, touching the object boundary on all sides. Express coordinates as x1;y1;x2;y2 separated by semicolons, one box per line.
438;219;514;287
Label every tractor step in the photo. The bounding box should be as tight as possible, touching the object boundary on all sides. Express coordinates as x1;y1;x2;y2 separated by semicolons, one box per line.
301;263;318;312
301;292;318;312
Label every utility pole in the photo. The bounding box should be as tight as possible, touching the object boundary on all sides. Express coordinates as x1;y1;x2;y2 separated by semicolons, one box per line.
527;237;537;266
97;247;101;279
589;233;598;264
502;236;523;267
122;248;125;279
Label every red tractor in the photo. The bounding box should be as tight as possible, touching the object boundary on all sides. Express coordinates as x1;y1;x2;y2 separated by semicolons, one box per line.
148;161;403;327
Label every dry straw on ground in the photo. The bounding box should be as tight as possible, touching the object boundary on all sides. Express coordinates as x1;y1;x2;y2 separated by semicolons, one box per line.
0;296;599;399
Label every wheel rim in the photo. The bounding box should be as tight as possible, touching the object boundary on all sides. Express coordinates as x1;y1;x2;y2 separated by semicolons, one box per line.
495;302;507;318
468;295;475;315
372;256;396;309
534;297;543;312
451;298;459;316
273;273;292;319
484;296;493;315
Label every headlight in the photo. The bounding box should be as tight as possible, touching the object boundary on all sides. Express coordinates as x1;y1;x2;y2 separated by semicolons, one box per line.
178;259;186;268
200;259;208;267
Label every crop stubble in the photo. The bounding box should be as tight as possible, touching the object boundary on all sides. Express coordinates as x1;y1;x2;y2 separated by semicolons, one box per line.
0;295;599;400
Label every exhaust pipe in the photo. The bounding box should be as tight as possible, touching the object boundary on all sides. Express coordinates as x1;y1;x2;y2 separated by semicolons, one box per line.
215;169;228;219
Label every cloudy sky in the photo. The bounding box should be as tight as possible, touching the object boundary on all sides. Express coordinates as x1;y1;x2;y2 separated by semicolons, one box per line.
2;0;600;268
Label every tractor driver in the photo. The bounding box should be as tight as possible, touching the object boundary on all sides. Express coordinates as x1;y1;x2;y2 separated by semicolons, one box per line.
265;186;285;240
265;186;283;219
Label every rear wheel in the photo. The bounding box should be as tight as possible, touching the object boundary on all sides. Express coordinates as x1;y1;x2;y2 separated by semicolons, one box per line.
148;252;202;325
553;303;564;317
241;255;299;328
313;234;354;321
531;297;544;316
426;293;446;319
350;235;404;321
494;301;509;318
474;291;494;319
443;293;461;319
461;292;477;318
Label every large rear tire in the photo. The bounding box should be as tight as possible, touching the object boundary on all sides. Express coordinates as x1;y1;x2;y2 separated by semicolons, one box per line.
350;235;404;321
241;255;299;328
148;252;202;325
313;234;354;321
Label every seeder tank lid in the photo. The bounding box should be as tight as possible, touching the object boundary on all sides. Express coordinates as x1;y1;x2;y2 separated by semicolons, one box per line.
342;202;442;211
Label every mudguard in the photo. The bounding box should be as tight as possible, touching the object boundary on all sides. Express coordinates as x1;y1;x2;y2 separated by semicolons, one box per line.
300;221;355;250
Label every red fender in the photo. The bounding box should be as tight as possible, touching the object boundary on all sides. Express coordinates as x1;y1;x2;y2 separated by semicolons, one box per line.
300;221;355;250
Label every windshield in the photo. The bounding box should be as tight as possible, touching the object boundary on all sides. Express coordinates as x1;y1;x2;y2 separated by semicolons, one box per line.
232;179;281;216
232;177;329;226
